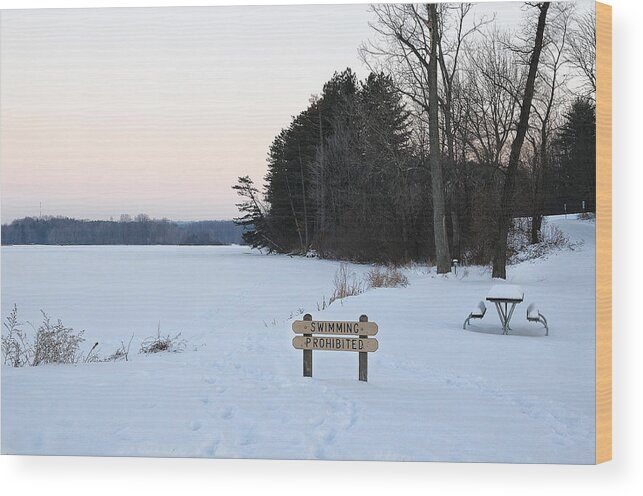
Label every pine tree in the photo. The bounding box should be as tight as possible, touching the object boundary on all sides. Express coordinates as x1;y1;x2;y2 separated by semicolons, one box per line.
262;69;358;253
555;98;596;212
232;176;278;251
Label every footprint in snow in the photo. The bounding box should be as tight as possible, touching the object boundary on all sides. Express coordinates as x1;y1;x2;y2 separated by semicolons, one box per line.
322;427;337;443
240;427;257;446
202;438;220;458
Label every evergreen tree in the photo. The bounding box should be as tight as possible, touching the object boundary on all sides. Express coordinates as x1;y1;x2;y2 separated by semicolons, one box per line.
251;69;420;262
263;69;358;253
554;98;596;212
350;73;417;261
232;176;277;250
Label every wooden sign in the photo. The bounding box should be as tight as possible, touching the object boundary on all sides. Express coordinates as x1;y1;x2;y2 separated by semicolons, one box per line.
292;319;378;335
292;335;379;353
294;313;377;382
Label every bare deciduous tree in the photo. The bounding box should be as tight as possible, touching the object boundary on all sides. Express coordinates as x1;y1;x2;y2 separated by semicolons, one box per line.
492;2;550;279
464;28;523;171
435;4;491;258
566;10;596;100
362;3;451;273
528;3;572;243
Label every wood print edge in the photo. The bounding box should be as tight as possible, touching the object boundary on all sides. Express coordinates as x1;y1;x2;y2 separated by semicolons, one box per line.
595;1;612;465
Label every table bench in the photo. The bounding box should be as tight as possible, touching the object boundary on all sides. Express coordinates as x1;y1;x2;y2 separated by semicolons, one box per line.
527;303;549;336
486;284;524;335
463;301;487;329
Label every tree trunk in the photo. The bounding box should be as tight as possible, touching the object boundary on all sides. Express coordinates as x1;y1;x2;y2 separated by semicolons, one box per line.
317;105;326;244
451;204;461;259
428;4;451;274
443;106;461;260
530;212;543;244
284;169;304;252
530;130;547;244
298;145;309;249
492;3;549;279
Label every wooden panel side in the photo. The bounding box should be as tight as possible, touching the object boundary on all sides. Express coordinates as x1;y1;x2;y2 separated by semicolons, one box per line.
595;1;612;465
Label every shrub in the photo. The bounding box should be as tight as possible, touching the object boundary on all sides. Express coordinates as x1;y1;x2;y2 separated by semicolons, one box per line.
3;306;88;366
366;266;409;288
508;218;575;264
139;324;185;354
2;304;31;367
329;264;364;305
2;307;191;365
317;296;329;311
105;334;134;361
577;212;595;221
31;311;85;366
317;263;410;310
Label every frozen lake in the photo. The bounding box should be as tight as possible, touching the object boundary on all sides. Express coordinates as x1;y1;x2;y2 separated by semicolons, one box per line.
1;244;364;350
1;218;597;462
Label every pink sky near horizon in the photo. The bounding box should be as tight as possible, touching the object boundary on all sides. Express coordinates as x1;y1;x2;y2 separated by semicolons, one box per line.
1;4;379;223
0;1;591;223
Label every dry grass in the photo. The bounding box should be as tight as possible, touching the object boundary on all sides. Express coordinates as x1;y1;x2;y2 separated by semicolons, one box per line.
328;264;365;305
2;304;30;367
366;266;409;288
2;306;187;366
3;305;89;366
317;263;410;310
106;334;134;362
31;311;86;366
139;323;185;354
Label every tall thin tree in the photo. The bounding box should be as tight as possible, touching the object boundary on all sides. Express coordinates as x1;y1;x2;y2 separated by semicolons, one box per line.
492;2;550;279
427;4;451;273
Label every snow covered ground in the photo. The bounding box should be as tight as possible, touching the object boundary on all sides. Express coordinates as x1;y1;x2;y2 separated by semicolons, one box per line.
1;216;596;463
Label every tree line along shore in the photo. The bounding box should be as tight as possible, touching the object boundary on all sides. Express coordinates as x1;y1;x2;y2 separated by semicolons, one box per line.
1;216;244;246
233;3;595;276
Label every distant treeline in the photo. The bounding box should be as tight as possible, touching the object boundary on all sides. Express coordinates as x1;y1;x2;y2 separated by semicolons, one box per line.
1;216;244;246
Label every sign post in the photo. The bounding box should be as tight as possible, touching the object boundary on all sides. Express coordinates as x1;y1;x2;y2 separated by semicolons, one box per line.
303;313;313;378
292;314;378;382
358;314;368;382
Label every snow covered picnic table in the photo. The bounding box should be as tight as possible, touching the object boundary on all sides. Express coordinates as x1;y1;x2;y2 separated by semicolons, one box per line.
486;284;525;335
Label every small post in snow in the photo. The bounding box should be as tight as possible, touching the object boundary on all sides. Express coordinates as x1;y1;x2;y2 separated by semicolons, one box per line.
303;313;313;377
359;314;368;382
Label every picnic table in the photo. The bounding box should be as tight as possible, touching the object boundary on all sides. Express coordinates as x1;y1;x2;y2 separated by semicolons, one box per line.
486;284;524;335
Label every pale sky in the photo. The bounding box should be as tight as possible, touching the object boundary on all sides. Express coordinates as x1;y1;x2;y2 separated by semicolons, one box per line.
0;1;592;223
